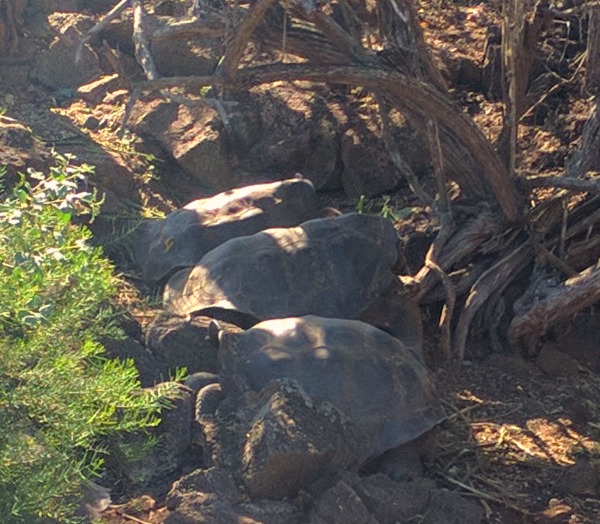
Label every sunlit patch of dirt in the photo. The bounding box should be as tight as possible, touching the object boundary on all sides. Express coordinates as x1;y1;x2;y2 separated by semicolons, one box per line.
436;359;600;523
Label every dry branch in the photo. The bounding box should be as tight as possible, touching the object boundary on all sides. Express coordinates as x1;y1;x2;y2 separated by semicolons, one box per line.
220;0;279;79
293;0;367;62
524;174;600;193
418;119;455;359
586;4;600;93
76;0;131;62
377;0;447;91
455;242;533;359
497;1;551;165
508;260;600;348
132;0;158;80
256;23;352;63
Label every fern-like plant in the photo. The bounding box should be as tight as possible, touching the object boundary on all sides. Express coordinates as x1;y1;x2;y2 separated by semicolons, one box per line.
0;155;173;523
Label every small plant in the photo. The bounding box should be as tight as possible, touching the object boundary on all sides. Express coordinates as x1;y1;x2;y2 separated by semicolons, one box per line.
380;195;417;221
356;193;416;221
0;155;174;523
356;194;372;214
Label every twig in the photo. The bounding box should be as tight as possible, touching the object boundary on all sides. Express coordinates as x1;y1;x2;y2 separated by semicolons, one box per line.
534;242;577;277
167;92;233;129
560;196;568;260
76;0;131;63
441;473;529;513
440;399;482;423
114;510;153;524
119;88;141;133
501;0;524;175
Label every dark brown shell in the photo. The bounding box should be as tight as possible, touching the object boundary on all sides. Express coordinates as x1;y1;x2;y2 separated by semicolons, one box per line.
218;316;444;455
163;213;398;321
132;177;320;281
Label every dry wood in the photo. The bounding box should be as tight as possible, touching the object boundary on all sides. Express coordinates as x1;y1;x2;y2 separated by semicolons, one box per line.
455;242;533;359
76;0;131;62
292;0;366;62
377;0;447;91
421;119;455;359
501;0;524;174
220;0;279;79
508;260;600;348
566;103;600;180
496;1;551;165
534;243;577;277
586;4;600;94
416;258;496;306
257;22;351;63
524;174;600;193
406;212;513;308
132;0;158;80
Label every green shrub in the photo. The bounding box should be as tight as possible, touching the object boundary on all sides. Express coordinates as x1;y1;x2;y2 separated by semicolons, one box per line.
0;156;172;523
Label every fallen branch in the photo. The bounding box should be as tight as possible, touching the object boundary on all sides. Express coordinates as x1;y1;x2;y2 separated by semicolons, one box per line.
508;259;600;348
524;173;600;193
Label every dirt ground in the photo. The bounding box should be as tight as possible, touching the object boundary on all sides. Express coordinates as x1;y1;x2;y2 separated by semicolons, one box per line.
2;1;600;523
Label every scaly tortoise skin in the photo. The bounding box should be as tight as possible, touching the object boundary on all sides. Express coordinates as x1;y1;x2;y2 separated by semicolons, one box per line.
163;213;398;322
218;315;444;457
133;177;320;282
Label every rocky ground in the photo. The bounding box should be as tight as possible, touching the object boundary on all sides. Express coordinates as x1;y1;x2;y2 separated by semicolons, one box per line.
2;1;600;523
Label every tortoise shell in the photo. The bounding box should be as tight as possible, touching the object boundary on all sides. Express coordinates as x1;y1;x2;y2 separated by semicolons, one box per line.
163;213;398;321
133;177;320;281
218;315;444;456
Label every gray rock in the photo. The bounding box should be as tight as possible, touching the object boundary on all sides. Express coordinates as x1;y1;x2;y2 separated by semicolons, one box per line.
165;467;302;524
32;13;102;89
310;471;484;524
241;379;370;499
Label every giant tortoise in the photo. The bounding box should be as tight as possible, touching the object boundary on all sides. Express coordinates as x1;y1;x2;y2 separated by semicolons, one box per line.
217;315;444;457
132;177;320;281
163;212;403;327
